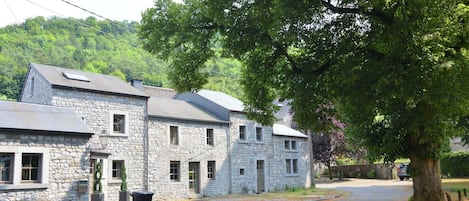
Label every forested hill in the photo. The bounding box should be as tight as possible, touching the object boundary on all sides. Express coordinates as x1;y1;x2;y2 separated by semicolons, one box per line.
0;17;242;100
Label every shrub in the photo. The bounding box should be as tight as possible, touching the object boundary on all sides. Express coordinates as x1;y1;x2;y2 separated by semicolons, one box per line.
441;152;469;177
367;169;377;179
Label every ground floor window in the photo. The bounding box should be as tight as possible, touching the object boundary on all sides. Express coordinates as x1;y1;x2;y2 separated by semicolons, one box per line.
207;161;215;179
0;153;13;184
286;159;298;175
21;154;41;183
170;161;180;181
0;147;49;189
112;160;124;180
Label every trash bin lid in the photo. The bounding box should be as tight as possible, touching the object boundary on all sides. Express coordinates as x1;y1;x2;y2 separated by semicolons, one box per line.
132;191;154;195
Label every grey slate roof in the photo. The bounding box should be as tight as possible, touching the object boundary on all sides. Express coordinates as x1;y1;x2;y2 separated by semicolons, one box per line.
148;97;228;124
273;123;307;138
196;89;244;112
30;63;149;98
0;100;93;135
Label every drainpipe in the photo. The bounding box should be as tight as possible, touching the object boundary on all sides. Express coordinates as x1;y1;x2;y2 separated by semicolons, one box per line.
227;121;232;194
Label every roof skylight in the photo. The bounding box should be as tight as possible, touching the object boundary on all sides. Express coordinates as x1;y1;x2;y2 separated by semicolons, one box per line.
62;72;90;82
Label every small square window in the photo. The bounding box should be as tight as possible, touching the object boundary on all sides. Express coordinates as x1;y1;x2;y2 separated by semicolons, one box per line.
256;127;263;141
284;140;291;150
207;161;216;179
206;129;214;146
0;153;13;184
170;161;180;181
112;160;124;179
113;114;125;133
291;141;297;150
21;154;41;183
170;126;179;145
239;168;245;175
239;126;246;141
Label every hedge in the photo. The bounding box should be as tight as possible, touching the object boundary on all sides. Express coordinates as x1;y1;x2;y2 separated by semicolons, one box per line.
441;152;469;177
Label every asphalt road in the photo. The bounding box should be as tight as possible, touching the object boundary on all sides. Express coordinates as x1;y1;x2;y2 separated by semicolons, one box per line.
316;178;413;201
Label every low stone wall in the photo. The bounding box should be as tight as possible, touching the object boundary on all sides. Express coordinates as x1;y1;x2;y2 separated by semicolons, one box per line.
330;164;396;179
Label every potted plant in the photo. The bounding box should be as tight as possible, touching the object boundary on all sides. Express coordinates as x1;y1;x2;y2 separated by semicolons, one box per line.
119;163;130;201
91;160;104;201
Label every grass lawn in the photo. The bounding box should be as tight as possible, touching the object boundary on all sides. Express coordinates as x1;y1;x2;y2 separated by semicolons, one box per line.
443;178;469;201
192;187;344;201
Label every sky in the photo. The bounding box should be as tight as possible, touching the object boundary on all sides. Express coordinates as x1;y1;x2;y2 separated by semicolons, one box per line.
0;0;156;27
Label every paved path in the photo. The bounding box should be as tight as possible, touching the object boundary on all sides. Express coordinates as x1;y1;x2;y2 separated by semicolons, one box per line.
317;178;413;201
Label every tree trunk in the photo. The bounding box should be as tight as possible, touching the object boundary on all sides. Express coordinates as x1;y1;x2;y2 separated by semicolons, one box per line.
327;162;333;180
410;156;447;201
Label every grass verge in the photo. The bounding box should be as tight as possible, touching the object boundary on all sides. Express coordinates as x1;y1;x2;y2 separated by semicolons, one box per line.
443;178;469;201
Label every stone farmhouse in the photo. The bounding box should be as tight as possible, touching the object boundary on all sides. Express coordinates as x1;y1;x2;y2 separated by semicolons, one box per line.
0;63;311;200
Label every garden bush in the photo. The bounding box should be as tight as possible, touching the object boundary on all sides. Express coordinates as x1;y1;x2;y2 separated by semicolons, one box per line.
441;152;469;177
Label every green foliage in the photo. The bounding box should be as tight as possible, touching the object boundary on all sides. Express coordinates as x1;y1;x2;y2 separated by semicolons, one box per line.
441;152;469;177
0;17;242;100
93;160;103;193
367;169;377;179
140;1;468;199
120;163;127;191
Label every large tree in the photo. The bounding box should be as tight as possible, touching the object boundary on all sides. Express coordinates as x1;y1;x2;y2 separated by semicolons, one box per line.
140;1;469;200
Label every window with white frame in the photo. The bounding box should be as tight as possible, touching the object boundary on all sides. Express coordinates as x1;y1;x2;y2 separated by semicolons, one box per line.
170;161;180;181
285;159;298;175
256;127;263;142
239;126;246;141
207;161;215;179
112;160;124;180
110;111;128;135
21;154;41;183
0;153;13;184
0;147;49;189
206;129;214;146
170;126;179;145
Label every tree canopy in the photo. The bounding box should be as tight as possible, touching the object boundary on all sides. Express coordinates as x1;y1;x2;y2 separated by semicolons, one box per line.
140;1;469;200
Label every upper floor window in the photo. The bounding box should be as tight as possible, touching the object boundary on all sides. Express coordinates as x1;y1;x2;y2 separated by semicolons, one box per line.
21;154;41;183
239;126;246;141
206;129;214;146
113;114;125;133
256;127;263;142
170;126;179;145
285;140;298;150
0;153;13;184
170;161;180;181
112;160;124;180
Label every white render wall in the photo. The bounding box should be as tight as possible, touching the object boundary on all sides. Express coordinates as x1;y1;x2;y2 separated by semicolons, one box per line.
0;131;90;201
49;89;148;201
147;118;231;199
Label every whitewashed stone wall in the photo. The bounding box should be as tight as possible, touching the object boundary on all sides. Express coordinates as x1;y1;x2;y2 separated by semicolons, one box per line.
228;112;273;194
0;131;90;201
147;118;230;199
270;136;311;190
49;89;148;201
20;67;53;105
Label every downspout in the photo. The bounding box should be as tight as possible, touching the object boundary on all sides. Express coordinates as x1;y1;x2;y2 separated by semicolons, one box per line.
144;100;149;190
227;121;232;194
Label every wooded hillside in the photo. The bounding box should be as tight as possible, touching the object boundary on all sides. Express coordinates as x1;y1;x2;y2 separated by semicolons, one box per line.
0;17;242;100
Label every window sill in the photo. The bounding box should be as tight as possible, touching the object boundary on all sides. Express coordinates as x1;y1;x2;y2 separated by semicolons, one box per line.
108;179;122;184
237;140;249;144
255;141;265;144
284;150;299;153
285;174;300;177
105;133;129;137
0;183;48;190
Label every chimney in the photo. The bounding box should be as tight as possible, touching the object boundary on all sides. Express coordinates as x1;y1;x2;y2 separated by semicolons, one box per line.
130;79;143;91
